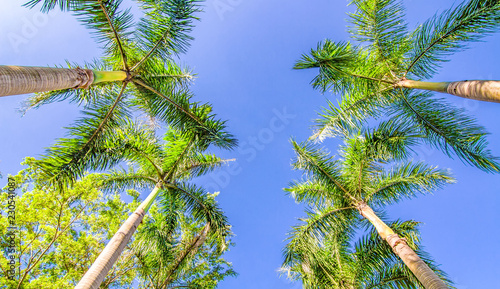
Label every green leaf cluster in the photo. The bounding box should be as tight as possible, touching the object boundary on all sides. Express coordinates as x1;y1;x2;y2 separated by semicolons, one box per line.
296;0;500;172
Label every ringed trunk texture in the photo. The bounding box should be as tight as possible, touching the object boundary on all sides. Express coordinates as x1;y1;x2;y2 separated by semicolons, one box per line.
358;203;449;289
75;185;161;289
0;66;94;96
398;79;500;103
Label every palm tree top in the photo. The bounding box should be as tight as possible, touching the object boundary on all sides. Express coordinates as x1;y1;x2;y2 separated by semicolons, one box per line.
282;218;456;288
295;0;500;173
286;122;454;247
91;121;233;245
19;0;237;188
285;122;456;288
289;121;454;208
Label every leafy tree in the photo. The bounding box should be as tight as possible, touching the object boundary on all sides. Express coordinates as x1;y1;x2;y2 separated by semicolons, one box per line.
0;158;140;289
75;121;233;288
0;158;235;289
286;121;454;289
295;0;500;172
282;219;454;288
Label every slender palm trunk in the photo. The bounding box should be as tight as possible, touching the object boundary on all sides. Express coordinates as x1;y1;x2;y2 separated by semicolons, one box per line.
0;66;127;97
357;202;449;289
75;183;162;289
397;79;500;103
160;222;211;289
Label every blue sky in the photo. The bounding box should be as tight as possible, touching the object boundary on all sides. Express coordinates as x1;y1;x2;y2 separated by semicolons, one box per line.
1;0;499;288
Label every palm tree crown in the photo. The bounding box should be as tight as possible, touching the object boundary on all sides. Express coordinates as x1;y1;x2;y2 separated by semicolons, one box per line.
282;219;454;289
9;0;237;188
75;120;233;288
295;0;500;173
285;120;455;288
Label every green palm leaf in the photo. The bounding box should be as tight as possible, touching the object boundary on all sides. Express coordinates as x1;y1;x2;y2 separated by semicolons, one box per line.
406;0;500;78
35;84;131;187
395;90;500;172
349;0;409;68
133;0;201;70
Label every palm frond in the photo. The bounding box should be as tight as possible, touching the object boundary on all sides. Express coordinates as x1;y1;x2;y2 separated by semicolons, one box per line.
34;84;131;187
294;40;387;93
406;0;500;78
135;57;194;88
395;90;500;172
24;0;80;12
132;79;237;150
164;182;230;252
367;161;453;209
108;120;165;174
132;0;201;70
73;0;134;70
311;88;394;141
285;179;344;208
290;139;349;194
96;168;158;194
349;0;409;70
178;154;233;180
361;119;421;162
283;206;357;265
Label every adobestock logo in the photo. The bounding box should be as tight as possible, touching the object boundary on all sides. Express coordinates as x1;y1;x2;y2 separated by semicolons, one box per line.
211;0;244;21
8;10;60;54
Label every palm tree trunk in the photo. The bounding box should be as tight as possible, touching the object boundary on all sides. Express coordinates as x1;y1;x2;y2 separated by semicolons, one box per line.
75;183;162;289
160;222;211;289
357;202;449;289
0;66;127;97
397;79;500;103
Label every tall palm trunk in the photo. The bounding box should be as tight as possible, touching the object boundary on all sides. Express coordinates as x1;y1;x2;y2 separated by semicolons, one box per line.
397;79;500;103
0;65;127;97
75;183;162;289
160;222;211;289
357;202;449;289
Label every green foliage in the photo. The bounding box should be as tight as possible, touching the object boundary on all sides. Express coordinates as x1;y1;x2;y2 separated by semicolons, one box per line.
296;0;500;173
0;158;235;288
394;90;499;172
135;0;202;61
95;122;233;246
283;219;455;289
284;123;455;287
133;199;236;289
407;0;500;78
21;0;236;188
0;158;139;288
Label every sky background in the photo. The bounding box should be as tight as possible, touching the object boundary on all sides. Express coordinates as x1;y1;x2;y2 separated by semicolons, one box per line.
0;0;499;288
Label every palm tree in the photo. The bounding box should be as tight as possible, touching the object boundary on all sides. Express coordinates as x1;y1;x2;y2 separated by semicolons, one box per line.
2;0;236;189
282;219;454;288
1;0;196;98
295;0;500;172
75;121;233;289
132;196;236;289
286;120;455;289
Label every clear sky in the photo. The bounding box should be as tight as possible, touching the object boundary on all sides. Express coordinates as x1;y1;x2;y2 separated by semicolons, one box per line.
1;0;499;288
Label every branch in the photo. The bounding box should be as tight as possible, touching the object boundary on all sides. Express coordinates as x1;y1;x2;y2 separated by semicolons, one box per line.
99;1;129;71
132;79;205;128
